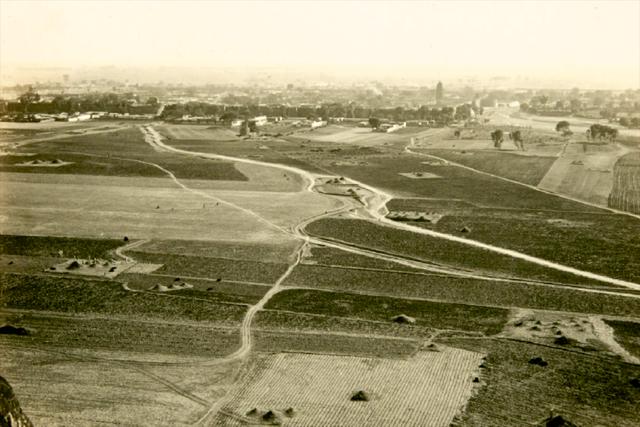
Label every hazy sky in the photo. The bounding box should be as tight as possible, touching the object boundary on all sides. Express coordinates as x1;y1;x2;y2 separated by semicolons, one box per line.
1;0;639;88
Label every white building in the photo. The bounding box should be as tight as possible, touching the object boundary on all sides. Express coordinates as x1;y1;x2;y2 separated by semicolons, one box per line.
251;115;268;126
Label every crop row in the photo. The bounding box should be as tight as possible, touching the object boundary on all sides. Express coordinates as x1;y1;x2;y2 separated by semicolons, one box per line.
283;265;640;316
264;289;509;335
120;273;267;304
0;273;247;325
128;251;288;283
0;234;123;258
0;313;240;357
386;200;640;283
605;319;640;358
305;218;615;286
252;330;418;358
420;149;557;186
445;337;640;427
323;154;599;211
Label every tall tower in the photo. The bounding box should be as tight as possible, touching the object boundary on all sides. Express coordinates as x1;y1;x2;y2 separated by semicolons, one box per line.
435;81;444;105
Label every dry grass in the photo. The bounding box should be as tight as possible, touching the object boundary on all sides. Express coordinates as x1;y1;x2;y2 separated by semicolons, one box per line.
218;348;483;426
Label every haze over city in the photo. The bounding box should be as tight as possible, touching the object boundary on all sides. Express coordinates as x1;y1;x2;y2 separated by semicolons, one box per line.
1;0;639;89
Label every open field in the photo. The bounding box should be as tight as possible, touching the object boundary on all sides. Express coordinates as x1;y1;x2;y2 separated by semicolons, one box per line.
609;152;640;214
538;142;633;206
0;310;240;357
128;252;289;283
0;173;291;243
0;234;123;258
305;218;626;285
418;149;557;185
158;124;239;141
253;330;420;358
5;127;249;181
283;265;640;316
0;347;206;426
488;107;640;138
217;348;482;426
0;345;242;426
301;245;422;272
155;134;328;174
606;320;640;358
255;309;433;339
134;238;299;264
264;289;509;335
0;273;248;325
444;337;640;426
302;124;428;146
387;198;640;283
119;273;268;304
323;154;602;211
4;115;640;427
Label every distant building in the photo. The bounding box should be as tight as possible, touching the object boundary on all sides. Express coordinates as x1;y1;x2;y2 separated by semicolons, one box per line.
251;115;268;126
435;81;444;105
310;120;327;129
375;122;406;133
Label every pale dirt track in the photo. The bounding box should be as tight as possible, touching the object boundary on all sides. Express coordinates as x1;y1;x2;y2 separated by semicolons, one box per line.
145;125;640;291
129;125;640;424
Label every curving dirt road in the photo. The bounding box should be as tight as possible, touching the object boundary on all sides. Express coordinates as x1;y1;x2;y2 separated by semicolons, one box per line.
146;125;640;291
134;125;640;425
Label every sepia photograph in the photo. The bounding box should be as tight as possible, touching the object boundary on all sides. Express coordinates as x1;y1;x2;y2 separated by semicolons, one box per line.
0;0;639;425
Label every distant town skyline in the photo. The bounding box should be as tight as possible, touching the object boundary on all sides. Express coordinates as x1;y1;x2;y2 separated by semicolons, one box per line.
1;0;639;89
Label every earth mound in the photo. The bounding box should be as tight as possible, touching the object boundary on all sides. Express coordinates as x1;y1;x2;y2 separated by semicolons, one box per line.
528;357;548;367
350;390;369;401
391;314;416;324
0;375;33;427
0;325;30;336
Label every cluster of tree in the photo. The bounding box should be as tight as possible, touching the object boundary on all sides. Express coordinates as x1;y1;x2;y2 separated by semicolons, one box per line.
6;90;159;115
509;130;525;151
490;129;525;150
619;117;640;128
587;124;618;142
161;102;469;125
555;120;573;136
490;129;504;148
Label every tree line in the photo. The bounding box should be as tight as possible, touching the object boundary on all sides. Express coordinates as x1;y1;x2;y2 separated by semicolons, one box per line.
161;102;482;125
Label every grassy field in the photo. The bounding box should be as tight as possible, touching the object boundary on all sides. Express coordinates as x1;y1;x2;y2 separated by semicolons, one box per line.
419;149;557;185
538;142;629;207
264;289;509;335
252;330;419;359
283;265;640;316
444;337;640;426
609;152;640;214
0;273;247;325
119;272;267;304
134;239;299;264
8;127;248;181
302;245;422;272
0;234;124;258
387;199;640;283
128;252;289;284
218;348;482;426
158;136;328;174
0;311;239;357
0;345;239;426
0;173;289;243
255;309;433;338
305;218;618;285
324;154;602;211
605;320;640;358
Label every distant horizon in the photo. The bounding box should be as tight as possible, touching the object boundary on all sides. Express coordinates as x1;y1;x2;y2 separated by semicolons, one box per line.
1;1;639;90
1;64;638;92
